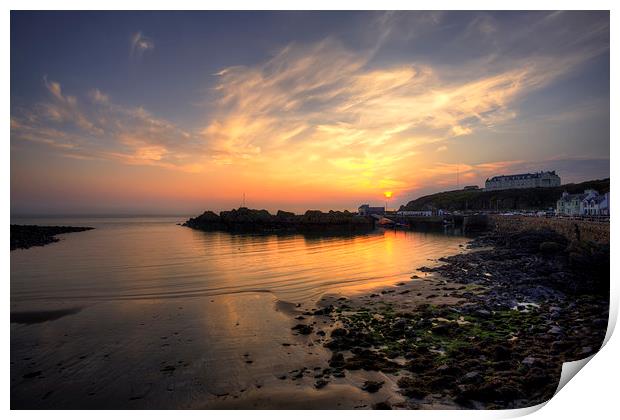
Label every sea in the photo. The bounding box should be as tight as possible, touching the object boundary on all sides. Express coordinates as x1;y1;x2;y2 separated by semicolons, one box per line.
11;216;468;408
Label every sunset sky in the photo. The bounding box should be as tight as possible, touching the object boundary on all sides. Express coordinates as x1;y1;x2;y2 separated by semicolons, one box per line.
11;11;610;215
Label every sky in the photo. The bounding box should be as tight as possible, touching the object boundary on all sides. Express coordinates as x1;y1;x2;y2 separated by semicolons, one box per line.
10;11;610;215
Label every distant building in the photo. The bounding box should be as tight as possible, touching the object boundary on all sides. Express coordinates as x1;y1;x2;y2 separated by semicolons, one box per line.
581;190;610;216
397;210;433;217
358;204;385;216
556;191;587;216
556;189;609;216
463;185;479;190
485;171;561;191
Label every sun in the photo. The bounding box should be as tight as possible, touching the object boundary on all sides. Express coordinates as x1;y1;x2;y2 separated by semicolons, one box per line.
384;191;393;199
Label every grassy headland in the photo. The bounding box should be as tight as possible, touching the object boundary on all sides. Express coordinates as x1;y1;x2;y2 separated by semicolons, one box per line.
401;178;609;212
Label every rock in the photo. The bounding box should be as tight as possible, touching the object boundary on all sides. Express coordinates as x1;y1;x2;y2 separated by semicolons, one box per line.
330;328;348;337
397;376;430;398
292;324;313;335
313;306;334;316
521;356;536;366
314;379;329;389
461;371;482;384
431;323;451;335
476;309;492;318
361;380;384;393
344;350;401;372
329;352;345;368
392;319;408;330
492;345;511;361
539;241;561;255
372;401;392;410
11;225;94;250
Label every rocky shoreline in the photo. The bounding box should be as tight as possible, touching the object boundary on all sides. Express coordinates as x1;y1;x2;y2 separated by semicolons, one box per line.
284;228;609;409
11;225;94;250
183;207;374;234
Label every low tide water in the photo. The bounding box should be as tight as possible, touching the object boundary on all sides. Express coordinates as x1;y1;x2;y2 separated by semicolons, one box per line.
11;216;468;408
11;216;468;308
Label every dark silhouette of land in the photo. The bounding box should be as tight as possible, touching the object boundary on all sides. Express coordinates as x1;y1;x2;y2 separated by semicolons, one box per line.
11;225;94;250
184;207;374;233
402;178;609;212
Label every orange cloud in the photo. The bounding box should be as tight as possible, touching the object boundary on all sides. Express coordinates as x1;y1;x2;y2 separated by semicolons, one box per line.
11;38;603;207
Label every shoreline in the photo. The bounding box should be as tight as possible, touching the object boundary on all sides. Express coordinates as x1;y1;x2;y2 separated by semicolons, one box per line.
10;220;609;409
286;227;609;409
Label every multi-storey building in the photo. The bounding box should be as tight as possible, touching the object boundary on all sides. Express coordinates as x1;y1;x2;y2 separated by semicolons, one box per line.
485;171;561;191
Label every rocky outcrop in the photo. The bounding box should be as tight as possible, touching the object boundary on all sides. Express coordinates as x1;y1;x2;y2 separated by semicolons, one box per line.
183;207;374;233
11;225;94;250
310;228;608;409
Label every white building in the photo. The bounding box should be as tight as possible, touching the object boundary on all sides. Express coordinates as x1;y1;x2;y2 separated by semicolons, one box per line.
556;189;609;216
358;204;385;216
556;191;586;216
485;171;561;191
582;191;610;216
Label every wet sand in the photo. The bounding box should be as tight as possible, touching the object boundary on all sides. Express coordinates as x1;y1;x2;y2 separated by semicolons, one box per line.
10;270;458;409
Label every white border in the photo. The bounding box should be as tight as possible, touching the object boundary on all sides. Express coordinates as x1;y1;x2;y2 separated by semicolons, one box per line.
4;2;617;419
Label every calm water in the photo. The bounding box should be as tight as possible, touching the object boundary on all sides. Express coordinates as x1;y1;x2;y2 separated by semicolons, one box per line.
11;216;468;408
11;216;467;309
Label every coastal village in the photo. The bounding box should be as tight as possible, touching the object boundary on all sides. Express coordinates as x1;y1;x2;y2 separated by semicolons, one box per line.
360;170;610;219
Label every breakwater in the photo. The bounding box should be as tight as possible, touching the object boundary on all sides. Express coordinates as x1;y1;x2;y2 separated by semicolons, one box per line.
389;214;489;233
489;215;609;244
184;207;375;234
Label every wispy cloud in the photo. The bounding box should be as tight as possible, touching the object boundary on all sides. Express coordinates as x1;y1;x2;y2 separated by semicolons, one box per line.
198;35;603;193
11;15;608;200
130;31;154;60
12;77;203;172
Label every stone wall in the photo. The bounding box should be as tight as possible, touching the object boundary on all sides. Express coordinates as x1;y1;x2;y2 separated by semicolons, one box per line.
489;215;609;244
